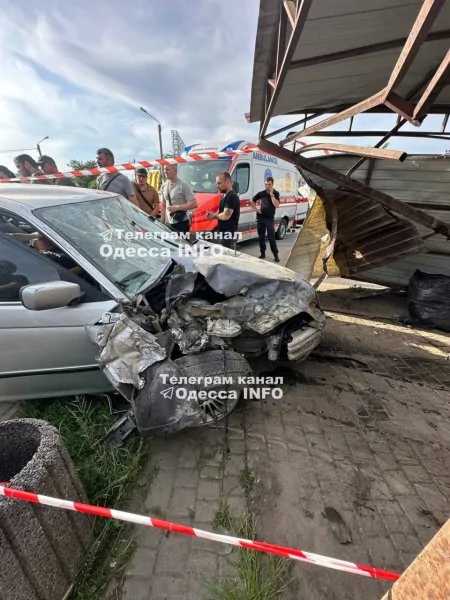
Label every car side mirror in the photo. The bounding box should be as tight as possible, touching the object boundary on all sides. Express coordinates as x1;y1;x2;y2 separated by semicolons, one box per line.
20;281;82;310
232;181;240;194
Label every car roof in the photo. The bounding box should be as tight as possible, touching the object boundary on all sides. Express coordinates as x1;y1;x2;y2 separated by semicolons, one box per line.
0;183;118;209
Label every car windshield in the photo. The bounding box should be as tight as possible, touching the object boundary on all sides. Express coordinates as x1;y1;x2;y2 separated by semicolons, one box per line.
177;158;232;193
36;195;186;296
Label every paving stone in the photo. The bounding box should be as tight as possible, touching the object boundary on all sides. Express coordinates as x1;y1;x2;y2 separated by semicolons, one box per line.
122;577;152;600
174;468;199;488
127;547;158;578
168;487;197;516
197;478;221;501
199;466;221;480
222;476;241;497
154;536;191;576
194;500;219;523
151;575;185;596
177;446;199;469
144;478;174;512
402;464;430;484
383;470;415;497
228;439;245;455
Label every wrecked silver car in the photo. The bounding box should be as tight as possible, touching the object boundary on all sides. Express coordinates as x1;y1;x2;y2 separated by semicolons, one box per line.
0;185;325;439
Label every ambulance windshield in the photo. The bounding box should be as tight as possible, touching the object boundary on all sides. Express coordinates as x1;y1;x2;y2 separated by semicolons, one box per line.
177;158;232;193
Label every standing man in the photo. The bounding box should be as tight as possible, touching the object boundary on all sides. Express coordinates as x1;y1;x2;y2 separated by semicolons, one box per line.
250;176;280;262
96;148;138;205
160;164;197;234
206;171;240;248
132;168;159;217
37;156;77;186
14;154;50;184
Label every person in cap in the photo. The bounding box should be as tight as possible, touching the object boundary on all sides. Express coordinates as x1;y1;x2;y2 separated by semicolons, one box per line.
96;147;138;205
38;156;77;186
132;168;160;217
14;154;50;184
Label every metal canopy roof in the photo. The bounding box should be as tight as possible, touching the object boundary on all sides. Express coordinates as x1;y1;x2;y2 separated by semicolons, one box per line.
249;0;450;139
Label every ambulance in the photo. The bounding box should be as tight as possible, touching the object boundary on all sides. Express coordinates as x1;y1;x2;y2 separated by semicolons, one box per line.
178;141;309;240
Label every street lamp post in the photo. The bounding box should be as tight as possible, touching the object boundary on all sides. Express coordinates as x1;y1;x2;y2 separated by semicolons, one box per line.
139;107;163;159
36;136;49;158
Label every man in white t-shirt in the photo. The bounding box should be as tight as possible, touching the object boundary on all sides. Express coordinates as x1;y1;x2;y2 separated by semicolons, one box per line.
160;164;197;234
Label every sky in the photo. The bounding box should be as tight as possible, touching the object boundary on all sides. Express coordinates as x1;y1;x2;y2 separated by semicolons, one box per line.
0;0;448;175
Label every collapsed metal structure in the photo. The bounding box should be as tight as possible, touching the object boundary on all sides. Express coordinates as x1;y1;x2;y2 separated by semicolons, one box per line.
249;0;450;287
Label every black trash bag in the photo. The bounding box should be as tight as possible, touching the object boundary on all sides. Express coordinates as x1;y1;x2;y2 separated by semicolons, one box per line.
408;269;450;332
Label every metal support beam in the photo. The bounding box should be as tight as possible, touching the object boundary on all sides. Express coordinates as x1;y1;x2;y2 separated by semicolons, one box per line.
413;50;450;119
275;4;288;81
258;139;450;239
442;113;449;132
283;0;296;29
301;130;450;139
365;159;376;186
384;0;446;96
384;92;418;123
346;119;407;178
296;142;407;162
280;91;385;143
264;112;324;139
260;0;313;138
289;29;450;70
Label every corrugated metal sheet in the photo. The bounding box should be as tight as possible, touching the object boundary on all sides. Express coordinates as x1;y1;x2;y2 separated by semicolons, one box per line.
249;0;450;122
303;154;450;286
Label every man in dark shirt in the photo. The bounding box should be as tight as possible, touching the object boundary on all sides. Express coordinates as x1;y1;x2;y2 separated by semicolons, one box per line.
206;171;240;248
250;176;280;262
14;154;51;184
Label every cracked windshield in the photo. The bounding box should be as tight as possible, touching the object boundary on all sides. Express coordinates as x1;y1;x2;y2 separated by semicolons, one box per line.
36;195;182;295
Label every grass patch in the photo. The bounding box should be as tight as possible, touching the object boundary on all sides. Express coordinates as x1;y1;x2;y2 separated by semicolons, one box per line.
239;466;255;494
21;396;148;600
209;510;292;600
212;499;234;531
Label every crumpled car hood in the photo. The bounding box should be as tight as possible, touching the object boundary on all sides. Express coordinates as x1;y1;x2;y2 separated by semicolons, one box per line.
169;245;325;334
87;243;325;392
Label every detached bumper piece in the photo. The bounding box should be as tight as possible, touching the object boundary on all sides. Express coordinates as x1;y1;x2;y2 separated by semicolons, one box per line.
286;326;323;361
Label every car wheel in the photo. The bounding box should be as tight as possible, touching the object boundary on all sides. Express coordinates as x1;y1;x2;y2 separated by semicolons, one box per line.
131;349;252;436
275;218;288;240
174;349;252;422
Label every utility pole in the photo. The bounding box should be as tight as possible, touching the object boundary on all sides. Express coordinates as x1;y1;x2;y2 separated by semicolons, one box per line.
139;107;164;180
36;136;49;158
140;107;163;159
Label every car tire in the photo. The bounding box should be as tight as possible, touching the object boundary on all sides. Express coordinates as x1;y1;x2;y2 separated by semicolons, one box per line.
131;349;252;436
275;218;288;240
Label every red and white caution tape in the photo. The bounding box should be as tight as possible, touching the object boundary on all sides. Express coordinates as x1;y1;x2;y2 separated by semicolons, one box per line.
0;149;256;183
0;484;400;582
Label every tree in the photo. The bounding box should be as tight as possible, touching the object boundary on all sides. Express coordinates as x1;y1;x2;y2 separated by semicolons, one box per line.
67;159;98;188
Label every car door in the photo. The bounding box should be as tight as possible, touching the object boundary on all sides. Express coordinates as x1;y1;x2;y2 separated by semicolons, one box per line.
0;235;118;402
231;162;253;240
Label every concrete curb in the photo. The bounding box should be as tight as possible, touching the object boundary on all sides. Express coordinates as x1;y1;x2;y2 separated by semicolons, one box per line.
0;418;93;600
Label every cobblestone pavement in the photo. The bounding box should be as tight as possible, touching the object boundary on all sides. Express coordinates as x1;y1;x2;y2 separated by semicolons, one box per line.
117;306;450;600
